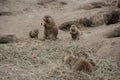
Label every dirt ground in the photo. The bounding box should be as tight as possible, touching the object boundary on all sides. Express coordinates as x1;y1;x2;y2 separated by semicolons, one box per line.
0;0;120;80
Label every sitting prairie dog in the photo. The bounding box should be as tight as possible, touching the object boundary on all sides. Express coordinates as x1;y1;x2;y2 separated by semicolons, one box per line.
64;50;93;72
41;15;58;40
29;29;39;39
70;25;80;40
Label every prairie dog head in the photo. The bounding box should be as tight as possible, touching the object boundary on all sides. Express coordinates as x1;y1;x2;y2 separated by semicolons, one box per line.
43;15;54;24
64;50;73;56
64;50;78;67
34;29;39;33
70;25;78;32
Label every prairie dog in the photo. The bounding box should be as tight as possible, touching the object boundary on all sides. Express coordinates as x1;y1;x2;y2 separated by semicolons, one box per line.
41;15;58;40
70;25;80;40
29;29;39;39
64;51;92;72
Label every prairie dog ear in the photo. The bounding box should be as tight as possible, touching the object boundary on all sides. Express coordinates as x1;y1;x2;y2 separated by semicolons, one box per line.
65;50;73;56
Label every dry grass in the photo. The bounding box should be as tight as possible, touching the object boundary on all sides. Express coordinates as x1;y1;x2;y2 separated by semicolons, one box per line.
0;39;119;80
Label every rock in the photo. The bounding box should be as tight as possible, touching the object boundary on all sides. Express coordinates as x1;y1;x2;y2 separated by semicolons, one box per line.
0;33;17;43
